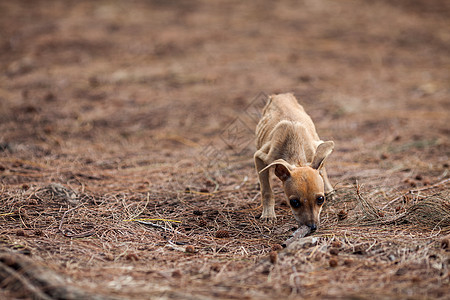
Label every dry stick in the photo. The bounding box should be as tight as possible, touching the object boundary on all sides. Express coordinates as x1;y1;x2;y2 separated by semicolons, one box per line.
136;220;188;237
59;203;96;238
166;240;186;252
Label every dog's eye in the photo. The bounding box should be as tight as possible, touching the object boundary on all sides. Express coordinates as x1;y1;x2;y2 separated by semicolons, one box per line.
316;196;325;205
290;198;301;208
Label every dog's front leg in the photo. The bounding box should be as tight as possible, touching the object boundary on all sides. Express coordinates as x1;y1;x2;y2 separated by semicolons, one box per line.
254;149;276;221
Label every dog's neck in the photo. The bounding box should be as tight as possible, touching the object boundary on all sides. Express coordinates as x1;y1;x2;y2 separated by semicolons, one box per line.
271;121;318;167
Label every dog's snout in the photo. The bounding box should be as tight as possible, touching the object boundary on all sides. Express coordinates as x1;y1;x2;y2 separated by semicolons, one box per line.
307;223;317;232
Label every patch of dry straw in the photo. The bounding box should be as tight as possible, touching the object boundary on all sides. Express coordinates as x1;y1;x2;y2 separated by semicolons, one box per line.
355;180;450;233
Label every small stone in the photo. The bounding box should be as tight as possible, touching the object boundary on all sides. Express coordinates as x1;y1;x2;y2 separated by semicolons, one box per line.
269;251;278;264
298;75;312;82
185;245;195;253
411;276;421;283
16;229;26;236
337;210;348;221
172;270;182;278
44;92;56;102
329;258;338;268
43;125;53;134
329;248;339;256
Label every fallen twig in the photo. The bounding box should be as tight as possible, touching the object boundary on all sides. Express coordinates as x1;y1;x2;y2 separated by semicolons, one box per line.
136;220;187;237
124;218;181;223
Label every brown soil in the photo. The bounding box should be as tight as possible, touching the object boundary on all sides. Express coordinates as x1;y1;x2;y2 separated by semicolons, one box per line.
1;0;449;299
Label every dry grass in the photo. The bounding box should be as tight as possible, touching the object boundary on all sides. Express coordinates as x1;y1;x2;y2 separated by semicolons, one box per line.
353;179;450;233
1;0;449;298
1;168;449;299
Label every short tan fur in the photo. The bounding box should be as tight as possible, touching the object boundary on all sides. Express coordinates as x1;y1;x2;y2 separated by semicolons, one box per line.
254;93;334;231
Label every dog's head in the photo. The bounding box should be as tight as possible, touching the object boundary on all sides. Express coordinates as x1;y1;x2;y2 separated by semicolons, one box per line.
262;141;334;231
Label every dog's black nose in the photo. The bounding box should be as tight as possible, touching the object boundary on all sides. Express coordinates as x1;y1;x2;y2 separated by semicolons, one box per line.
308;223;317;232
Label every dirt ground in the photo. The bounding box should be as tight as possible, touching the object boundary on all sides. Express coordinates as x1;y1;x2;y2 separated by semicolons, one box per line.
1;0;449;299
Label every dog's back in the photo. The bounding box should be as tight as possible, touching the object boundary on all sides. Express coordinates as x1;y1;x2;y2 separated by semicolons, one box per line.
256;93;320;151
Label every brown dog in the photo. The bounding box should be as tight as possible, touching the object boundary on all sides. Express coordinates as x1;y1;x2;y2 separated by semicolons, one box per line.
254;93;334;232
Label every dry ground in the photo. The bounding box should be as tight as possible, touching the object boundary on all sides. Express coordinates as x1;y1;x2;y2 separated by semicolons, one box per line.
0;0;449;299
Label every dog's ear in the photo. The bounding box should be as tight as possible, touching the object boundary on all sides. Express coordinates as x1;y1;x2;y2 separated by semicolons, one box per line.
260;159;294;181
311;141;334;170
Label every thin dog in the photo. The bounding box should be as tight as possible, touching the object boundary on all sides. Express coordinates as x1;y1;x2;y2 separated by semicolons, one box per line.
254;93;334;232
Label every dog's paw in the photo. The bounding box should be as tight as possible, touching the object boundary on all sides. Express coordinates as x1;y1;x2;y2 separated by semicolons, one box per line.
260;209;277;223
260;215;277;221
